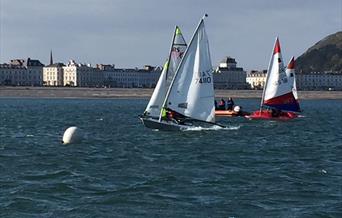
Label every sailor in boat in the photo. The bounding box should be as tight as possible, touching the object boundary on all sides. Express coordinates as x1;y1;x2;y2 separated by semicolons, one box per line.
226;97;235;110
232;105;249;116
232;105;242;116
161;108;186;125
270;108;281;117
217;98;226;110
267;108;283;117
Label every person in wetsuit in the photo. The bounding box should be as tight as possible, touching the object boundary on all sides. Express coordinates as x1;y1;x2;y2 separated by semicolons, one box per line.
226;97;235;110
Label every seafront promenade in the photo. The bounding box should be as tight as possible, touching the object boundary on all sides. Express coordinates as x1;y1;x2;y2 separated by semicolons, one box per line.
0;86;342;99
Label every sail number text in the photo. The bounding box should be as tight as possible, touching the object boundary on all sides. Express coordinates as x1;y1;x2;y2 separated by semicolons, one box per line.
273;67;288;86
195;70;212;84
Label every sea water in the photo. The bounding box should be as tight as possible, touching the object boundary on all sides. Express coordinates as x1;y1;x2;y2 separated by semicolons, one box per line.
0;98;341;217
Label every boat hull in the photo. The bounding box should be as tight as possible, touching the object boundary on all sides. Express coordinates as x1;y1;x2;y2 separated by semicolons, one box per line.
140;117;191;131
245;110;298;120
215;110;250;117
140;117;223;131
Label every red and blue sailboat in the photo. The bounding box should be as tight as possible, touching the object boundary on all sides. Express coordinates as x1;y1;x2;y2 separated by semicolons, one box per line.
246;37;301;120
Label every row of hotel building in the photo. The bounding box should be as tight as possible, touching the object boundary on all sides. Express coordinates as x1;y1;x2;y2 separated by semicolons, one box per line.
1;56;341;90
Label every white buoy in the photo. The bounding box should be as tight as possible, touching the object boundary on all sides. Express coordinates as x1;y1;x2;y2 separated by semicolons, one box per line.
62;126;82;144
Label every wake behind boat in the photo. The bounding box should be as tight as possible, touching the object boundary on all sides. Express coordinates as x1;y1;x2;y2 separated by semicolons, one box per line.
246;38;301;120
141;14;224;131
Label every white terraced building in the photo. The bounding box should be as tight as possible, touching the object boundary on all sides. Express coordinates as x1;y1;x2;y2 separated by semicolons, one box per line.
296;72;342;90
246;70;342;90
63;60;104;87
246;70;267;89
101;64;161;88
43;63;65;86
0;58;44;86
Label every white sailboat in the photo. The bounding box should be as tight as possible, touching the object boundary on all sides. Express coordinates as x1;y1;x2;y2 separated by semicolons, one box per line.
141;15;222;130
247;37;300;120
141;26;187;119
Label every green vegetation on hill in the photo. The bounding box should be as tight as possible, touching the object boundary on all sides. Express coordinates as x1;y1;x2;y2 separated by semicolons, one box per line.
296;31;342;73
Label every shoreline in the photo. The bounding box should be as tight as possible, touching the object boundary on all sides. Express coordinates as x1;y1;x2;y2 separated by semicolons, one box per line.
1;86;342;100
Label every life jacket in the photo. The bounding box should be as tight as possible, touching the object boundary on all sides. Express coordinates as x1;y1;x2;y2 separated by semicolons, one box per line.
161;108;167;118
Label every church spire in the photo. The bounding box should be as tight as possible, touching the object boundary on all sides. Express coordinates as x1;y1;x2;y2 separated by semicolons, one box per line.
50;50;53;65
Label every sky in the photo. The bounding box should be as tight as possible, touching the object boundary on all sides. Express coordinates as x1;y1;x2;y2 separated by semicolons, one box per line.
0;0;341;71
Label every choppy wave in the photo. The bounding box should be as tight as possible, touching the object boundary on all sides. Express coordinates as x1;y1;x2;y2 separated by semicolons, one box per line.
0;98;341;217
183;125;240;131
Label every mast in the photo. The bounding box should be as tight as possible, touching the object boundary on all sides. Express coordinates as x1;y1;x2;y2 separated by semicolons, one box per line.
157;26;178;121
160;14;208;120
259;37;278;112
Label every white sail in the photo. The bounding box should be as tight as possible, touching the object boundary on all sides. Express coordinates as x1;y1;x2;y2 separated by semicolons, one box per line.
167;26;187;88
263;37;293;102
144;27;187;118
144;61;168;118
164;18;215;123
285;56;298;100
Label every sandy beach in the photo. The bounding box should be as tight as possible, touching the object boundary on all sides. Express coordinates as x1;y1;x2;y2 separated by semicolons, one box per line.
1;86;342;99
